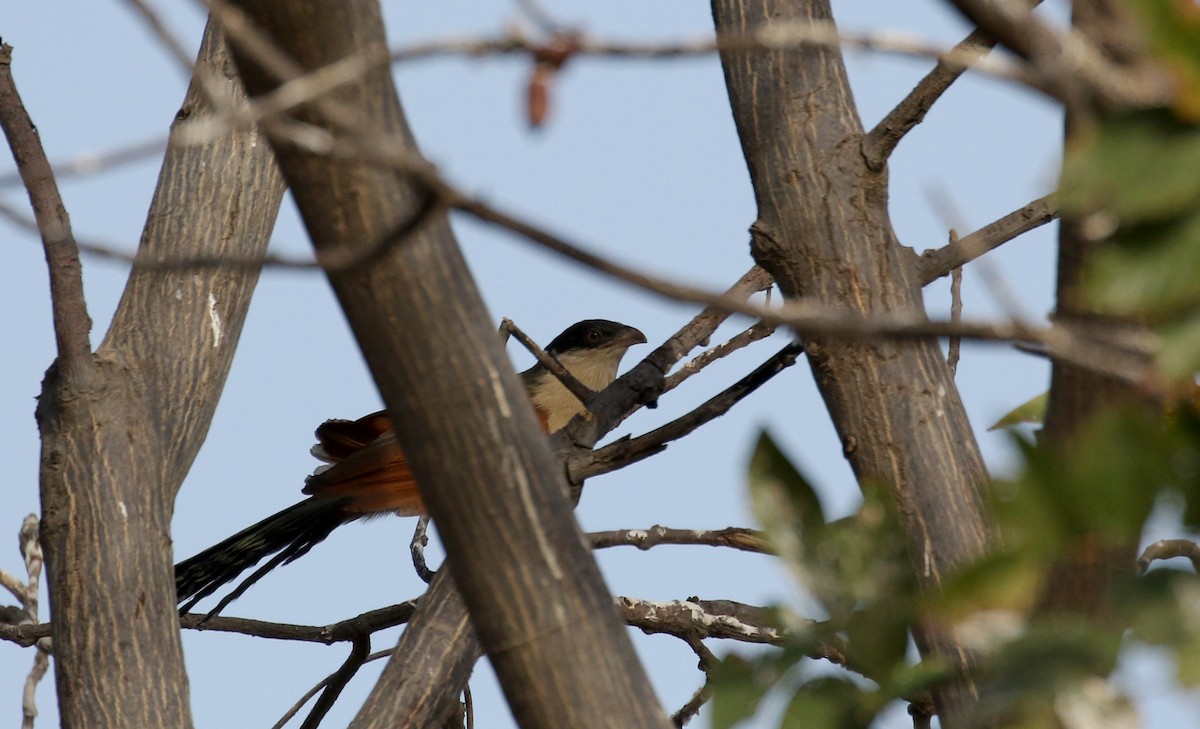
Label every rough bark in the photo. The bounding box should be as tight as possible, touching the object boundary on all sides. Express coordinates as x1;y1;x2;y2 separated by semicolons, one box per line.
710;0;993;722
221;1;670;727
35;24;285;729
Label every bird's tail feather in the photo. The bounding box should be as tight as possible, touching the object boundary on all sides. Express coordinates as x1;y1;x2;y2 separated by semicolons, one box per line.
175;497;351;617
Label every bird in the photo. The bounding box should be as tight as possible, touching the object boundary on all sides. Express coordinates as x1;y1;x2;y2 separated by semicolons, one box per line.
175;319;647;616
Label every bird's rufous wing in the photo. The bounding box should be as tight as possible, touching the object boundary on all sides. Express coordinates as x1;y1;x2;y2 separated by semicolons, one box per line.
303;411;424;516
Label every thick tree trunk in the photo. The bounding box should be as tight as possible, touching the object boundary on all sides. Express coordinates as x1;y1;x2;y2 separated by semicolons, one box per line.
1035;0;1149;619
710;0;993;722
36;24;285;728
222;1;670;726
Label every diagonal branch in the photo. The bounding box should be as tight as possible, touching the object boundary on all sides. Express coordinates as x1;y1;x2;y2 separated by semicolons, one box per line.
299;634;371;729
664;321;776;393
0;43;92;375
919;194;1058;284
500;318;594;406
572;342;804;482
864;25;999;169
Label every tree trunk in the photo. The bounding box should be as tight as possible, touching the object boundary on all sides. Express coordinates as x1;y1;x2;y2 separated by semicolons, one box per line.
222;1;671;726
710;0;993;722
37;23;285;728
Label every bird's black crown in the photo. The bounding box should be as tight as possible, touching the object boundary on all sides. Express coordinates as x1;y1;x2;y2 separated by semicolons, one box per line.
545;319;645;354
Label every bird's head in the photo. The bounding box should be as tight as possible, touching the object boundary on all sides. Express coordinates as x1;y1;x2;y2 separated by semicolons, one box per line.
545;319;647;359
523;319;647;431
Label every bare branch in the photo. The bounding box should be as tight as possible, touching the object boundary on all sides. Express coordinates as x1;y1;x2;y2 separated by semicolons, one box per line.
864;26;999;168
664;321;776;393
299;634;371;729
947;264;963;374
18;515;41;620
671;677;712;728
573;342;802;481
14;515;47;729
272;649;395;729
0;568;27;606
589;525;771;554
409;516;435;584
0;43;92;374
0;136;167;190
947;228;964;375
918;194;1058;285
22;648;49;729
120;0;197;74
672;636;718;727
617;596;784;645
944;0;1168;110
500;318;594;406
1137;539;1200;574
181;600;418;643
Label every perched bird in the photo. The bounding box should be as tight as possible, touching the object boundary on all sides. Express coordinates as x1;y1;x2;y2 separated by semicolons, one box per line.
175;319;646;615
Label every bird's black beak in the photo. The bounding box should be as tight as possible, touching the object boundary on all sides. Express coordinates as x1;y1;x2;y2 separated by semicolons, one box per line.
615;326;648;348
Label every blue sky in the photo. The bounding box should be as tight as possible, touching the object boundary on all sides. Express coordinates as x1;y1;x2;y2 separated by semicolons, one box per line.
2;1;1192;727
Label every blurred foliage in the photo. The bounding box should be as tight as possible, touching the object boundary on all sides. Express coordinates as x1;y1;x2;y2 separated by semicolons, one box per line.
714;418;1200;728
989;391;1049;431
1058;108;1200;379
1125;0;1200;120
1055;1;1200;379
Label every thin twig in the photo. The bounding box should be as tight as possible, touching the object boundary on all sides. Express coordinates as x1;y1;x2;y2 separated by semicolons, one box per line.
0;44;92;375
944;0;1167;110
0;136;167;190
589;525;772;555
463;684;474;729
573;342;803;481
0;567;27;605
512;0;568;34
926;186;1036;328
664;321;776;393
410;516;435;584
863;21;1011;169
272;649;394;729
500;318;594;406
0;22;1048;193
17;515;46;729
22;648;48;729
119;0;198;74
672;676;713;728
1137;539;1200;574
947;264;962;375
947;226;964;375
0;199;319;269
672;636;718;727
299;634;370;729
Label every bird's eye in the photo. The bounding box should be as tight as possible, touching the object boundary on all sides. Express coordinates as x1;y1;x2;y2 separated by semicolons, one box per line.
587;330;601;342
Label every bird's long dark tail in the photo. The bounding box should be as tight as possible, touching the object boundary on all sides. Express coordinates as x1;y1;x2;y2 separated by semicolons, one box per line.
175;497;351;617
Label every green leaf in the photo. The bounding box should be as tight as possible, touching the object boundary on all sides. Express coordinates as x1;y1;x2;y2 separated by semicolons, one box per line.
1083;207;1200;318
845;601;910;677
748;431;827;603
989;625;1123;698
989;391;1049;430
1157;311;1200;380
710;653;789;729
779;677;872;729
1060;109;1200;222
1126;0;1200;120
998;411;1167;548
